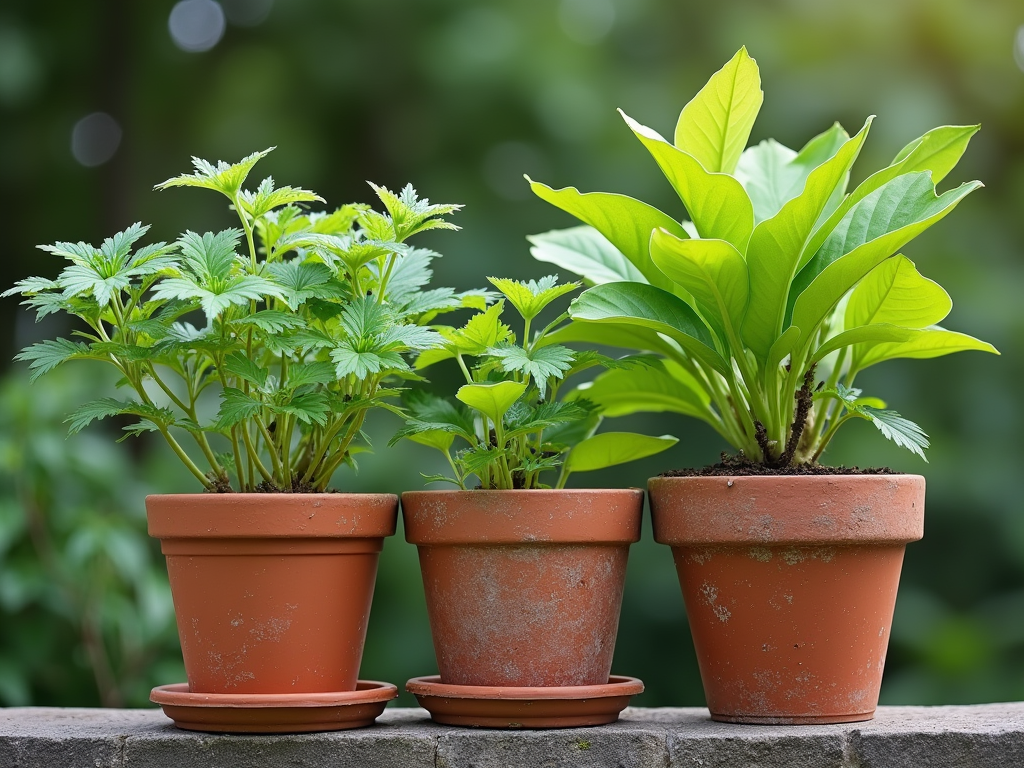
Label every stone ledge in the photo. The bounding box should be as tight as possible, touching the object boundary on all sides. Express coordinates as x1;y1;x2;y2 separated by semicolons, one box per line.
2;704;1024;768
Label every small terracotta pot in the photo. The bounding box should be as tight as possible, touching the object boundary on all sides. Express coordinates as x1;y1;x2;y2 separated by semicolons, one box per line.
402;489;643;687
147;493;397;695
649;475;924;724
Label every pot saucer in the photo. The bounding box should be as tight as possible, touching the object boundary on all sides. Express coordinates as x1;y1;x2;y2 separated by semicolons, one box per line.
405;675;644;728
150;680;398;733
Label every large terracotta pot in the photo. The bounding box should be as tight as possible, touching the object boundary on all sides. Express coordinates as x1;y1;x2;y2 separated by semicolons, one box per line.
649;475;924;724
401;489;643;687
147;493;397;695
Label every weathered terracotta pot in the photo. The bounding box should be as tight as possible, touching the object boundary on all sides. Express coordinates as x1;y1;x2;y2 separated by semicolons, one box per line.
147;493;397;695
401;489;643;688
649;475;924;724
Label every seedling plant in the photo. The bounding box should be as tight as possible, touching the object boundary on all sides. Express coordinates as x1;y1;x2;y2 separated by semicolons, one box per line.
6;149;482;491
392;276;677;489
528;47;997;467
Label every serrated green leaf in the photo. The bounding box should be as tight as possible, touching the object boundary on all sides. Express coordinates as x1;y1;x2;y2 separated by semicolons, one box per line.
484;343;573;398
156;148;274;199
14;338;94;381
487;276;580;321
237;176;323;220
283;361;337;389
673;46;762;174
331;345;407;379
266;260;341;309
215;387;262;428
223;352;269;388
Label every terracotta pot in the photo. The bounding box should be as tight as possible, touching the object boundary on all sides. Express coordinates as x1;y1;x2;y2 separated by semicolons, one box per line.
649;475;924;724
401;489;643;687
147;493;397;695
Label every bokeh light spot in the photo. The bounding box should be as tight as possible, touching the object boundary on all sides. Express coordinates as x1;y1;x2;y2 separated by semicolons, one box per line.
558;0;616;45
70;112;122;167
1014;25;1024;74
168;0;226;53
222;0;273;28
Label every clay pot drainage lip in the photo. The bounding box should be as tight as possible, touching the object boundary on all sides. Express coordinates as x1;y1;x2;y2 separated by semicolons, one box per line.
150;680;398;733
405;675;644;729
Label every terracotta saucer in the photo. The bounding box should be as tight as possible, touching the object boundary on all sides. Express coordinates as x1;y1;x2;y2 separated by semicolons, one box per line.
150;680;398;733
405;675;644;728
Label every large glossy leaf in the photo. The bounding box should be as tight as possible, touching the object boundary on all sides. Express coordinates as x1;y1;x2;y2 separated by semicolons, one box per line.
541;319;682;359
845;255;951;330
811;323;918;364
801;125;979;263
650;229;747;344
853;327;998;370
740;118;871;362
735;123;849;223
673;46;762;175
528;180;681;291
619;111;754;251
528;226;647;286
568;283;727;375
564;432;678;474
574;360;710;419
789;175;981;343
456;381;527;425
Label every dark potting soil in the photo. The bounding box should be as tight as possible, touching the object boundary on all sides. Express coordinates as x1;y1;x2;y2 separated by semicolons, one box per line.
660;453;896;477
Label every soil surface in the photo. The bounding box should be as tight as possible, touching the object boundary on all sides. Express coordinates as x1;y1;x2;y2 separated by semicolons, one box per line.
661;453;896;477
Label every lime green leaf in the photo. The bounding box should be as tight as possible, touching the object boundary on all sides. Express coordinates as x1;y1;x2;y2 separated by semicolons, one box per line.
619;110;754;251
740;118;871;362
456;381;527;424
736;123;849;223
487;276;580;321
845;255;951;330
14;338;93;381
331;346;406;378
565;432;678;474
527;179;683;291
267;260;341;310
528;226;647;286
790;175;981;344
366;183;462;241
486;344;575;397
568;283;728;375
673;47;763;174
802;125;980;263
810;323;918;364
650;228;748;343
854;327;999;371
237;176;323;220
155;148;274;199
541;320;682;359
860;408;929;461
574;360;710;419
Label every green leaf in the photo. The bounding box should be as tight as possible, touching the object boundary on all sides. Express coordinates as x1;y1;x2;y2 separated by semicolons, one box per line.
528;226;647;286
673;47;762;174
486;344;575;397
845;255;951;330
283;362;337;389
65;398;173;435
860;407;929;461
223;352;269;388
740;117;871;362
527;179;683;291
417;301;513;368
232;310;305;334
564;432;678;474
649;228;748;344
486;276;579;321
541;320;682;359
215;387;262;428
155;148;274;199
619;110;754;251
237;176;323;219
14;338;93;381
574;359;710;419
735;123;849;223
267;260;341;309
810;323;918;364
331;345;407;378
568;283;727;376
801;124;980;262
853;327;999;371
456;381;527;424
366;183;462;241
789;174;981;345
273;391;330;426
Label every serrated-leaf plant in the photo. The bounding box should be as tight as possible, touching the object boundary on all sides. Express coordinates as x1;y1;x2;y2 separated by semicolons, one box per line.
528;47;998;467
391;276;677;489
6;148;482;492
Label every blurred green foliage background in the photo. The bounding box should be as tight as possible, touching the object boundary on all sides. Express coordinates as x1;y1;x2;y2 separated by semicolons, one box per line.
1;0;1023;708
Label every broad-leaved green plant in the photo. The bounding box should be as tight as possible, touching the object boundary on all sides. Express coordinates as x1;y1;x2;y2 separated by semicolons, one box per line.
6;148;481;491
528;48;998;466
391;276;677;488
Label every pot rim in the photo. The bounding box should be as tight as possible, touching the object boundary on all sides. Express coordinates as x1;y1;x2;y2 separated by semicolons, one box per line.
147;492;398;539
402;487;644;546
649;473;925;546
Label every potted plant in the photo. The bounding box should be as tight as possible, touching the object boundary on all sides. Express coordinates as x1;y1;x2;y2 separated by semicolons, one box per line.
395;277;677;727
526;48;998;724
4;148;478;732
